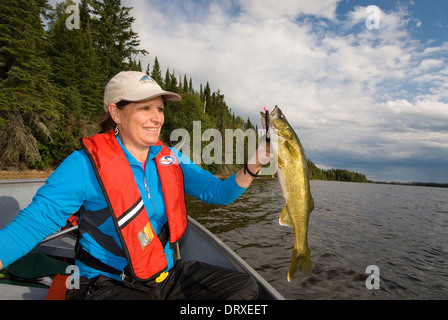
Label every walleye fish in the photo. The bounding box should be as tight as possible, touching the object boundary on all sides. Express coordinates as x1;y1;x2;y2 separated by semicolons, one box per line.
261;106;314;281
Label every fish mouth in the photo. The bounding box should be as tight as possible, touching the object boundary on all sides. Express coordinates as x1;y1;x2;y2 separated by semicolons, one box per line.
271;105;280;117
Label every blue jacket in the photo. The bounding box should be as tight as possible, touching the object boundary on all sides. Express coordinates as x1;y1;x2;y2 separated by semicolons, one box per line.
0;135;247;280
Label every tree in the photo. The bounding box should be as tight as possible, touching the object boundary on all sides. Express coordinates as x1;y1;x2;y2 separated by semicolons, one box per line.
0;0;61;168
42;0;106;163
48;0;104;119
87;0;148;79
203;81;211;113
150;56;163;85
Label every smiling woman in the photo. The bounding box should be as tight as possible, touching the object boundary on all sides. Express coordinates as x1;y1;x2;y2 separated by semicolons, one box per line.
109;97;166;162
0;70;273;300
98;72;180;162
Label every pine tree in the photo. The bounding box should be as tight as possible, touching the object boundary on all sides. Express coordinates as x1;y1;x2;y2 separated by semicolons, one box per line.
183;74;188;93
150;57;163;85
48;0;104;119
189;78;193;93
0;0;61;168
44;0;105;162
203;82;211;113
164;68;171;91
87;0;148;79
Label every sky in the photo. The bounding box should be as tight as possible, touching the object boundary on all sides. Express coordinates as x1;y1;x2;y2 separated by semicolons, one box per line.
54;0;448;183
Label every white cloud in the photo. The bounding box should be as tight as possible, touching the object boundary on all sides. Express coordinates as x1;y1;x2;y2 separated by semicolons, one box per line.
413;58;444;73
422;42;448;55
239;0;341;20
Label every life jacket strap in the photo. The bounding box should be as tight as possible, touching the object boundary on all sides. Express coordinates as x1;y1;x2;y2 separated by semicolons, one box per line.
76;223;171;278
77;248;121;276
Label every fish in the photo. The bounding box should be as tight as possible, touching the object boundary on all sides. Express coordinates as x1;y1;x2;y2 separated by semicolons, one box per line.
261;106;314;281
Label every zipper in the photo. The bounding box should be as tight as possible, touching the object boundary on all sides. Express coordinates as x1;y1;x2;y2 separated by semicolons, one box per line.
145;182;150;199
142;161;150;199
141;161;156;219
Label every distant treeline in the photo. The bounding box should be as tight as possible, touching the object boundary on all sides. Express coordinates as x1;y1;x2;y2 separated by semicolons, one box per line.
307;160;368;183
371;181;448;188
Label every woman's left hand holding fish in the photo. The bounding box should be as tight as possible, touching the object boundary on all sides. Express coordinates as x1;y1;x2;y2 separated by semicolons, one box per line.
235;139;275;188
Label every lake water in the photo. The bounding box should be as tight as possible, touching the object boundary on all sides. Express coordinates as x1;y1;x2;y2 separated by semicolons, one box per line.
186;180;448;300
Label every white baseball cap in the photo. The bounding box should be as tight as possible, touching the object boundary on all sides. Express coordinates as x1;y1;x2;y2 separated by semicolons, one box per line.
103;71;181;112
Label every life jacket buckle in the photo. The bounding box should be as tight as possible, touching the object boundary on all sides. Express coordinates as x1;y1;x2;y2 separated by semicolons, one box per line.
121;271;136;286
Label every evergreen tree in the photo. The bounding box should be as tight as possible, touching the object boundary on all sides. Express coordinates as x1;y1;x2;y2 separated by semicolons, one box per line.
150;57;163;84
0;0;61;168
164;68;171;91
87;0;148;79
183;74;188;93
189;78;193;93
203;81;211;113
43;0;105;162
48;0;104;119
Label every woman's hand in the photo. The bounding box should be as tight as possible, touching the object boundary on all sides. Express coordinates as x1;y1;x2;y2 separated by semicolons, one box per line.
251;140;274;166
235;140;275;188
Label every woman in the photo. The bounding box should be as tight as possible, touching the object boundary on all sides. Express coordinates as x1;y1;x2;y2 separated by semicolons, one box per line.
0;71;273;300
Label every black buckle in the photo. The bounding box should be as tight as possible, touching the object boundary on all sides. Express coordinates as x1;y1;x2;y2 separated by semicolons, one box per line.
120;271;136;286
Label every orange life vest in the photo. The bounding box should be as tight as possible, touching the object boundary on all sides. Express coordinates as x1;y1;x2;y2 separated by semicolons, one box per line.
80;130;187;281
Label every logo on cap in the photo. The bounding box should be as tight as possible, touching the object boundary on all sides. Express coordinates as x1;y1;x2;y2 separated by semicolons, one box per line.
140;75;156;84
160;155;175;166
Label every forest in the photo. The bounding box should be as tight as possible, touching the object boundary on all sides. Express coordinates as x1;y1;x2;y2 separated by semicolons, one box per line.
0;0;367;182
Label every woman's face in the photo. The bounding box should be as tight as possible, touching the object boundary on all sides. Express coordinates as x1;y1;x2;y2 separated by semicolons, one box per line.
110;96;165;153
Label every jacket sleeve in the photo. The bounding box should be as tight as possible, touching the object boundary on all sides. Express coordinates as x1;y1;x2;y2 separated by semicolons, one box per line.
172;148;247;205
0;151;87;268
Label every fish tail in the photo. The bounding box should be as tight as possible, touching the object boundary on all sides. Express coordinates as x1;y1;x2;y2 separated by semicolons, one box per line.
287;246;311;281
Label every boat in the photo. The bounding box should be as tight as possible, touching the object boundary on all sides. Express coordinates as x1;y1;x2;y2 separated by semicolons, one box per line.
0;179;284;300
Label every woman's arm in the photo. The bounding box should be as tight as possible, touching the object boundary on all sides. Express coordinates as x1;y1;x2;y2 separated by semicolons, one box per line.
0;151;87;269
175;141;273;205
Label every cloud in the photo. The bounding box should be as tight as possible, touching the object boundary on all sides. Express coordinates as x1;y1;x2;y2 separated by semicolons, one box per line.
239;0;341;20
126;0;448;182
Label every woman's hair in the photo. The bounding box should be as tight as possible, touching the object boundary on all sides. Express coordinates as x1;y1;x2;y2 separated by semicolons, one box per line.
99;100;131;133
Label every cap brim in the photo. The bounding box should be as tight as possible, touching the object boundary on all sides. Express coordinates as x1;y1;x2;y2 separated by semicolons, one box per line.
122;90;181;103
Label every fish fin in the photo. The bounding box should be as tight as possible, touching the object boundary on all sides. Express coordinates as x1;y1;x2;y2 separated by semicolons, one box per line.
287;246;312;281
279;205;294;228
309;195;314;213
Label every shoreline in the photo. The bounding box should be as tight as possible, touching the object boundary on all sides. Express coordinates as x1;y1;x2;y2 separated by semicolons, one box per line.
0;169;53;180
1;169;446;188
